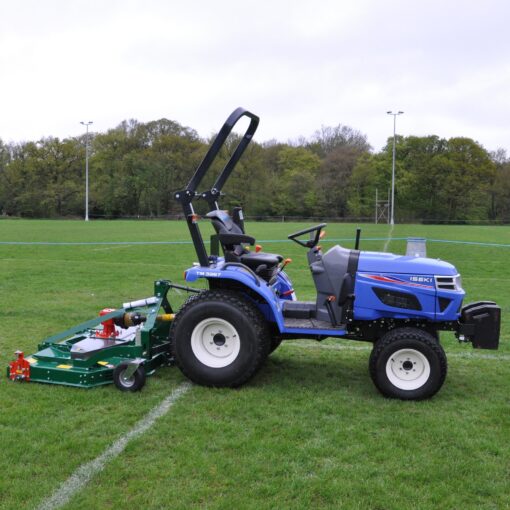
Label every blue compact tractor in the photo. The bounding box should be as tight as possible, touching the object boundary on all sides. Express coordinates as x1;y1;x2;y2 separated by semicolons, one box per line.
172;108;501;400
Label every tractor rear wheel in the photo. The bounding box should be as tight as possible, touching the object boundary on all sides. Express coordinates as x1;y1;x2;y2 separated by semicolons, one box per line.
171;290;270;387
369;327;447;400
269;336;283;354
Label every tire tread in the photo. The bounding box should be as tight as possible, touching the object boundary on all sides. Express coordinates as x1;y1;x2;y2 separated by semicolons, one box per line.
170;289;270;387
369;327;447;400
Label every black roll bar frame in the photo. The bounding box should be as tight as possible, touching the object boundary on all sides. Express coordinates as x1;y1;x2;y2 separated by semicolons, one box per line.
174;107;259;266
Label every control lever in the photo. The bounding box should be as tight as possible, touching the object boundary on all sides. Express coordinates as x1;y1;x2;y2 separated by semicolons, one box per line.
269;258;292;285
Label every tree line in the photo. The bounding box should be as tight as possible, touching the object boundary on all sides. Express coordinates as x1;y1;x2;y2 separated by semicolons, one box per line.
0;116;509;222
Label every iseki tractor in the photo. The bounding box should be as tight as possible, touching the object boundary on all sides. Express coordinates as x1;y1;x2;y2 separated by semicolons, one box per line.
8;108;501;400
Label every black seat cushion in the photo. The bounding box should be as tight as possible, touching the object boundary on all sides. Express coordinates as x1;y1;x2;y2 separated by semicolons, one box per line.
240;252;283;271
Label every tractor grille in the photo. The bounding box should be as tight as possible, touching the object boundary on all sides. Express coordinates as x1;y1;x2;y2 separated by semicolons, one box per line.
435;274;462;291
373;287;422;310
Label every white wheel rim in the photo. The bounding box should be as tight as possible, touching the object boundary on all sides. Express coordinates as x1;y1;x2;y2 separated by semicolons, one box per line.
191;317;241;368
386;348;431;391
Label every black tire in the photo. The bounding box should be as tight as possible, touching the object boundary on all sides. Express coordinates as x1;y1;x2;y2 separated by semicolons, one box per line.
169;291;203;352
113;362;146;392
170;290;271;387
429;329;440;342
369;327;447;400
269;336;283;354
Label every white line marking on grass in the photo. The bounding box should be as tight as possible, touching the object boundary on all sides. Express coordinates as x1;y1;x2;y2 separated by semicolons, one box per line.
285;342;371;353
383;224;395;252
2;237;510;248
445;351;510;361
284;342;510;361
36;382;192;510
91;244;134;252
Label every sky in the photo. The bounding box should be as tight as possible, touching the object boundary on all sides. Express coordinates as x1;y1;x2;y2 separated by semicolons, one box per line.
1;0;510;154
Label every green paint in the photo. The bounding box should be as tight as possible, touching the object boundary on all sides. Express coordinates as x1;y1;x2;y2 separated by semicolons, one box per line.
12;280;177;388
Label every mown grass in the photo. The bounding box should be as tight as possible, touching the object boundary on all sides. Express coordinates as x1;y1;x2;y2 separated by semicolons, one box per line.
0;219;509;509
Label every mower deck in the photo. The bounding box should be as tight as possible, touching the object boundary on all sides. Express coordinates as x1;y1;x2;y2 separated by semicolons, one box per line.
7;280;184;389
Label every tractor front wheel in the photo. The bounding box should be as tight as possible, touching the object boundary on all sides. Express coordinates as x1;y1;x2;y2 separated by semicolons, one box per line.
369;327;447;400
171;290;270;387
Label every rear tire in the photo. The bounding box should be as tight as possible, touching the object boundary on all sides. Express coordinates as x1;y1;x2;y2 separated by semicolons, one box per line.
171;290;270;387
269;336;282;354
369;327;447;400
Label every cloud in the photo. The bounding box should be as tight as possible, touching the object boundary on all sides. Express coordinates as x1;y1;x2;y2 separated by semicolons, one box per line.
1;0;510;153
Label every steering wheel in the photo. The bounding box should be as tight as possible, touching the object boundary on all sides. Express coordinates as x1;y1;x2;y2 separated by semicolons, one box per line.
288;223;327;249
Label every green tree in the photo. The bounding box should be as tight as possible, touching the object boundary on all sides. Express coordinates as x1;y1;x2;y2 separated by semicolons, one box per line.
271;146;321;217
489;150;510;221
0;138;83;217
314;145;369;217
91;118;203;217
302;124;371;218
397;136;449;221
307;124;371;158
347;150;394;219
398;136;495;221
0;139;11;214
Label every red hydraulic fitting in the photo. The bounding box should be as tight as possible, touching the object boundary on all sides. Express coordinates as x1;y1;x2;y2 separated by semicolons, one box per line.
97;308;119;338
9;351;31;382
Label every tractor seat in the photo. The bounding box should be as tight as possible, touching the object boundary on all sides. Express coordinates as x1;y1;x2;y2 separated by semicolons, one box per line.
206;210;283;279
240;252;283;271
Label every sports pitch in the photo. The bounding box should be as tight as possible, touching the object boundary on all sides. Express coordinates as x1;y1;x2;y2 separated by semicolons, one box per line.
1;220;509;509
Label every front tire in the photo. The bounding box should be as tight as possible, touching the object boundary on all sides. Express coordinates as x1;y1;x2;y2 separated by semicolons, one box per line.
171;290;270;387
369;327;447;400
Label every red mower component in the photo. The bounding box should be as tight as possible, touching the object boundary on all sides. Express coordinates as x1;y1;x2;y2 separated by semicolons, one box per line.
9;351;31;381
97;308;119;338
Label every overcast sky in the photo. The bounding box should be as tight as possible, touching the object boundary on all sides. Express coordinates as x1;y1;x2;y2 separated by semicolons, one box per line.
1;0;509;153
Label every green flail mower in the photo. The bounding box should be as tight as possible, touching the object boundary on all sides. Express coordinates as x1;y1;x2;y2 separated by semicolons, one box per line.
7;281;198;391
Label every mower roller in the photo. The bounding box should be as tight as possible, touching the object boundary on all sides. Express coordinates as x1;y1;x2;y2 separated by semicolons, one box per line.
8;107;502;399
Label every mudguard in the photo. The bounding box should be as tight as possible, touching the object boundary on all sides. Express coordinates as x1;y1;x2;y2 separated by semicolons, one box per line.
184;263;286;331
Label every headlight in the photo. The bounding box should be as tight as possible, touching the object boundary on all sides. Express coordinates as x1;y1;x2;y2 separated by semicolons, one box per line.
435;274;463;291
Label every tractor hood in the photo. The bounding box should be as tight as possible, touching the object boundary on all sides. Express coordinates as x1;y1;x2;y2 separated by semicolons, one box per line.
358;251;458;276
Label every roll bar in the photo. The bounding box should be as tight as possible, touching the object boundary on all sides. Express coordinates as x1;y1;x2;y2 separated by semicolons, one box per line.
175;107;259;208
174;107;259;266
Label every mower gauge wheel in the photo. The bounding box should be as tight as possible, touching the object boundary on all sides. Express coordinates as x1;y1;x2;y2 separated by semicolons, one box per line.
113;362;146;392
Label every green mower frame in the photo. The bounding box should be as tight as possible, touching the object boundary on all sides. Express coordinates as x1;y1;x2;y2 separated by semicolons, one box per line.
8;281;197;391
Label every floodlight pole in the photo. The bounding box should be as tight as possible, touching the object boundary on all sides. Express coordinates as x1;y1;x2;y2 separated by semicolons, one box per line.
80;121;93;221
386;111;403;226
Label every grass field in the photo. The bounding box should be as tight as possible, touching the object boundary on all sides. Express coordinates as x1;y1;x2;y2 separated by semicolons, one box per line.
1;219;509;510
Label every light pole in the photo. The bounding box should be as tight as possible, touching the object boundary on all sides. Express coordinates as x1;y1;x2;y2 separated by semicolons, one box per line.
80;121;93;221
386;110;403;225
